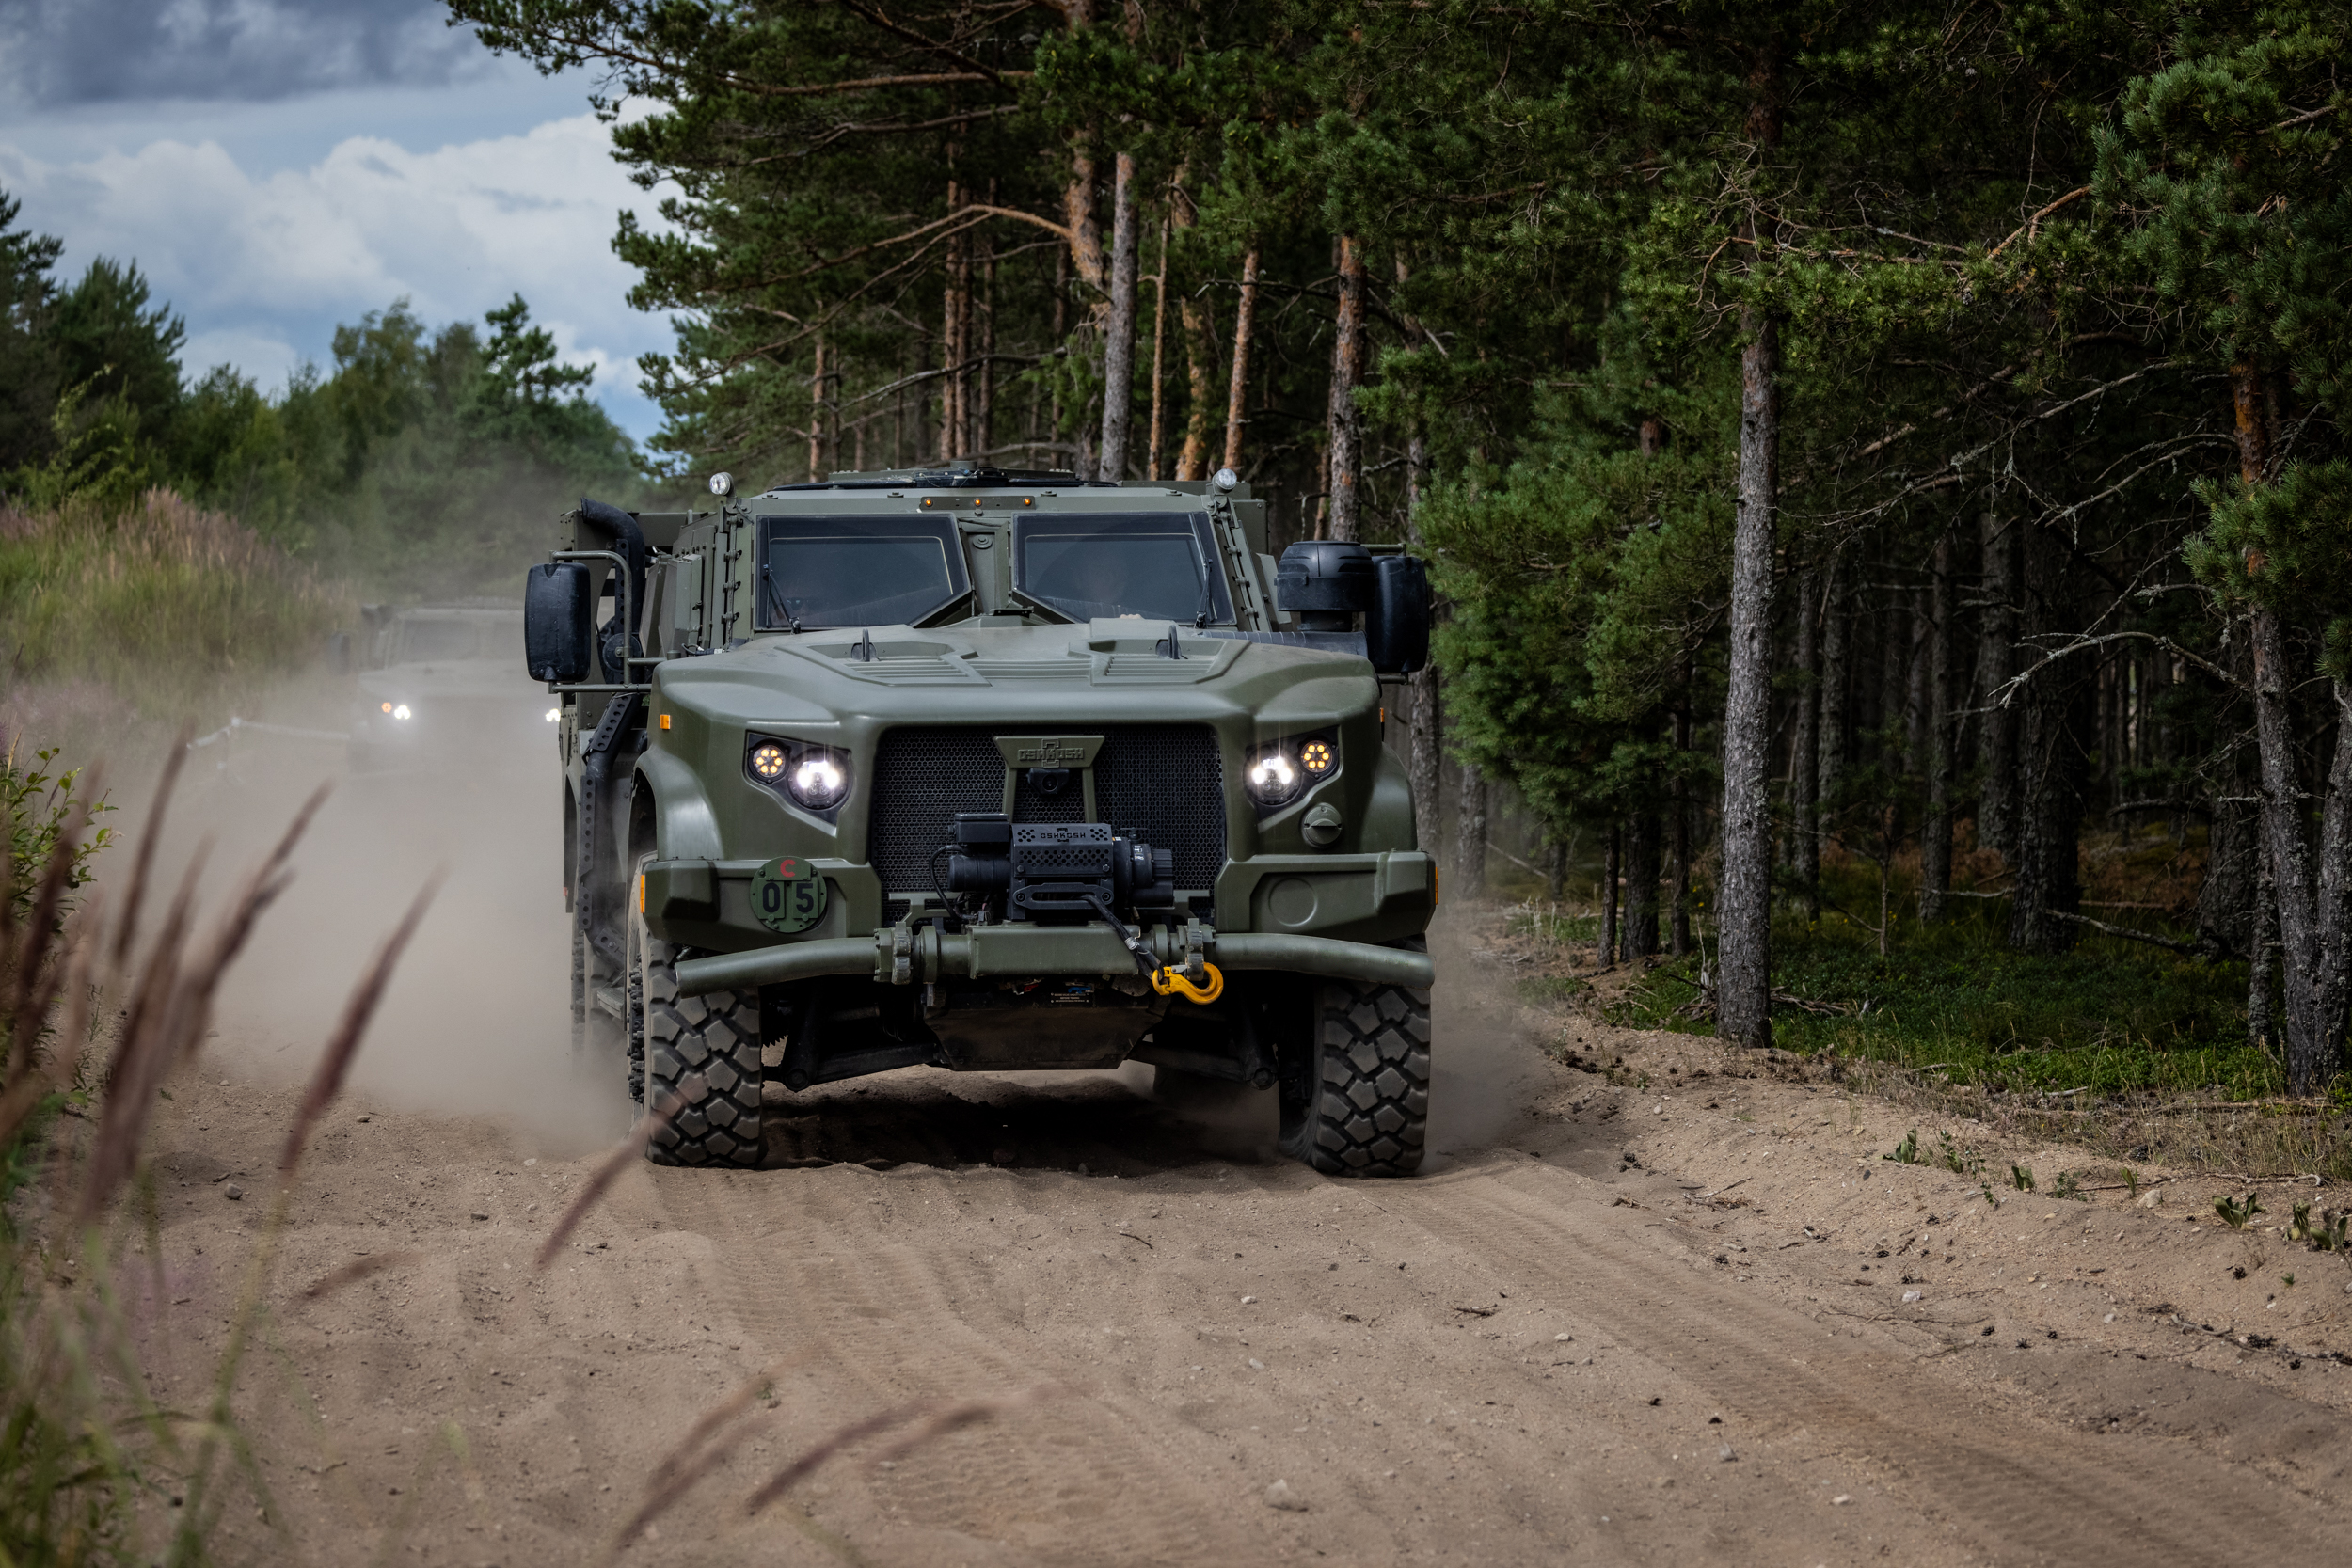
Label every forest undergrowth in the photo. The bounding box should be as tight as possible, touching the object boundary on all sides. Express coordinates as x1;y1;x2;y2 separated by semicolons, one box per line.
1494;823;2352;1182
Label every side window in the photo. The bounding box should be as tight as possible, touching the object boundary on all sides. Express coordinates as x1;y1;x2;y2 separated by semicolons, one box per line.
670;553;703;653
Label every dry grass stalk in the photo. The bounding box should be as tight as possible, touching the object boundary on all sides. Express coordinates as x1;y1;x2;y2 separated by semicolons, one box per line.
7;768;98;1085
300;1250;421;1300
602;1354;811;1559
277;871;437;1179
79;842;213;1224
111;724;190;971
532;1087;686;1269
0;893;103;1152
740;1388;1051;1519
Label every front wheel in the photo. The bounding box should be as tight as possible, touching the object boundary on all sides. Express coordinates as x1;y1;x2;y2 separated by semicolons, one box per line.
634;890;766;1167
1277;955;1431;1177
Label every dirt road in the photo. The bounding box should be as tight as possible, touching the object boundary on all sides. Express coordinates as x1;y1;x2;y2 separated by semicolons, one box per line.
99;741;2352;1563
144;939;2347;1567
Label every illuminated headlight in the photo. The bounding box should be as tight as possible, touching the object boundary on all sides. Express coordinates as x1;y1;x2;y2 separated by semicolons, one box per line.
391;704;413;721
747;737;851;813
1245;748;1302;807
545;707;562;723
787;754;848;810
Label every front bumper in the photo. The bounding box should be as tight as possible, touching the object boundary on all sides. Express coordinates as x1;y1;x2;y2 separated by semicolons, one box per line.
640;848;1437;953
670;920;1435;998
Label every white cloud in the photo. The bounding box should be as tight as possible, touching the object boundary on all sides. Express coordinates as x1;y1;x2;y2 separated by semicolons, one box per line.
181;326;301;388
0;113;678;438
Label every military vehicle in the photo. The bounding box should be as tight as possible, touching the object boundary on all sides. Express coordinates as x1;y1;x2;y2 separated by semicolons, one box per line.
348;601;545;771
523;468;1438;1174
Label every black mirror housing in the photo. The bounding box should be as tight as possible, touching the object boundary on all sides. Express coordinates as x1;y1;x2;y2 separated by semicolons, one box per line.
1275;541;1376;632
1367;555;1431;674
524;562;594;684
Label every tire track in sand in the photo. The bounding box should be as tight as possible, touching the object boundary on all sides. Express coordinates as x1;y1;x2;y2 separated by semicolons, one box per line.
658;1166;1253;1567
1376;1159;2337;1566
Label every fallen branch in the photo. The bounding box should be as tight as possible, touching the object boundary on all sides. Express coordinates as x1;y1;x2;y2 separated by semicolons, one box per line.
2043;909;2213;957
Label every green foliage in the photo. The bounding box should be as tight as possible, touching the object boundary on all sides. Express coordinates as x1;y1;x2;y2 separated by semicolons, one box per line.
1883;1128;1921;1164
2213;1193;2263;1228
0;492;351;716
2;742;112;926
2011;1164;2036;1194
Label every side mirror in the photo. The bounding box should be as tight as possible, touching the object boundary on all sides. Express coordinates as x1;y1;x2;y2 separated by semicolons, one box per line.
1274;541;1376;632
1367;555;1431;674
524;562;594;684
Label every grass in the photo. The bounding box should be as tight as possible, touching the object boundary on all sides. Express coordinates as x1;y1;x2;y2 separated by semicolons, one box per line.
0;490;350;727
1487;823;2352;1180
1611;843;2286;1101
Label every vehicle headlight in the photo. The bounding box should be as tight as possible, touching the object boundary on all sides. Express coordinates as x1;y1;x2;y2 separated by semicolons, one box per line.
391;704;413;721
787;753;847;810
746;736;851;813
545;707;561;723
1245;747;1303;807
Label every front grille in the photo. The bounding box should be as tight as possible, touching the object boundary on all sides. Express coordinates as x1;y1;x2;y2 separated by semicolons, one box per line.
866;725;1226;920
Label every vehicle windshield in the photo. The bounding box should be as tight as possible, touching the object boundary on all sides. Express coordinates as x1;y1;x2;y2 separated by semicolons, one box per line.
755;515;968;629
399;619;485;660
1012;512;1233;625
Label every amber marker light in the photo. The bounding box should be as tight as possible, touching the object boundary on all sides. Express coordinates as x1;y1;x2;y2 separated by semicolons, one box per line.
1298;739;1335;776
750;742;787;781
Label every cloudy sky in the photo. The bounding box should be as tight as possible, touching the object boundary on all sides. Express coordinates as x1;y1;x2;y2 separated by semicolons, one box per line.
0;0;673;442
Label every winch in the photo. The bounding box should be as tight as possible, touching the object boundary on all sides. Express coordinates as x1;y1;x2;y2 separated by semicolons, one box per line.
944;812;1175;923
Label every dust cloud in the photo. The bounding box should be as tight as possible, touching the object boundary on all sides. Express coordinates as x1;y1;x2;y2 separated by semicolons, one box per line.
103;674;628;1157
91;673;1528;1167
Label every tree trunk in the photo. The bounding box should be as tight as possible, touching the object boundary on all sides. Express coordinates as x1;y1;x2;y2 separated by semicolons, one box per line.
1404;448;1442;861
1625;811;1661;959
1817;552;1848;825
2200;791;2259;958
1062;146;1104;294
1670;731;1692;957
1409;671;1443;867
976;187;996;457
1921;526;1955;921
2249;823;2277;1052
1223;248;1260;474
1097;152;1140;482
1456;765;1488;898
1977;500;2021;860
1545;837;1567;901
2233;362;2351;1094
1788;564;1819;903
1146;210;1170;479
1327;235;1366;542
1602;826;1621;967
808;336;828;481
1717;300;1779;1046
2007;531;2088;953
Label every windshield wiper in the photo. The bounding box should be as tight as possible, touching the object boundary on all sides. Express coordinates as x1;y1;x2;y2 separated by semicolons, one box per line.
1192;574;1216;628
760;562;803;633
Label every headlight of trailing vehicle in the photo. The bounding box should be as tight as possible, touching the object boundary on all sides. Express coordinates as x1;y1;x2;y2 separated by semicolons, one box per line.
1245;733;1338;809
746;735;852;814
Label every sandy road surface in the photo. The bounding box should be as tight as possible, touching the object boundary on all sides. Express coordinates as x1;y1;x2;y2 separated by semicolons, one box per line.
93;740;2352;1564
142;941;2349;1567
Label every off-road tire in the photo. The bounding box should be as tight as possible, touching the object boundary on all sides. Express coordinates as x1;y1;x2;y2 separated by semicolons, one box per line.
1277;952;1430;1177
634;901;765;1168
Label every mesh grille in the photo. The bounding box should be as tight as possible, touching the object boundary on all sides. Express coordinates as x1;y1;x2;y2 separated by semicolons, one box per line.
866;725;1226;919
1094;724;1225;895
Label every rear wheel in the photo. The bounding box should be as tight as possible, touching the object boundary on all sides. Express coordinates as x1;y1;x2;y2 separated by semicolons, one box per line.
634;885;765;1167
1277;951;1431;1177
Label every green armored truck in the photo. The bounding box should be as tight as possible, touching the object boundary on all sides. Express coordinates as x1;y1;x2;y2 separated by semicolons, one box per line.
523;467;1438;1174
